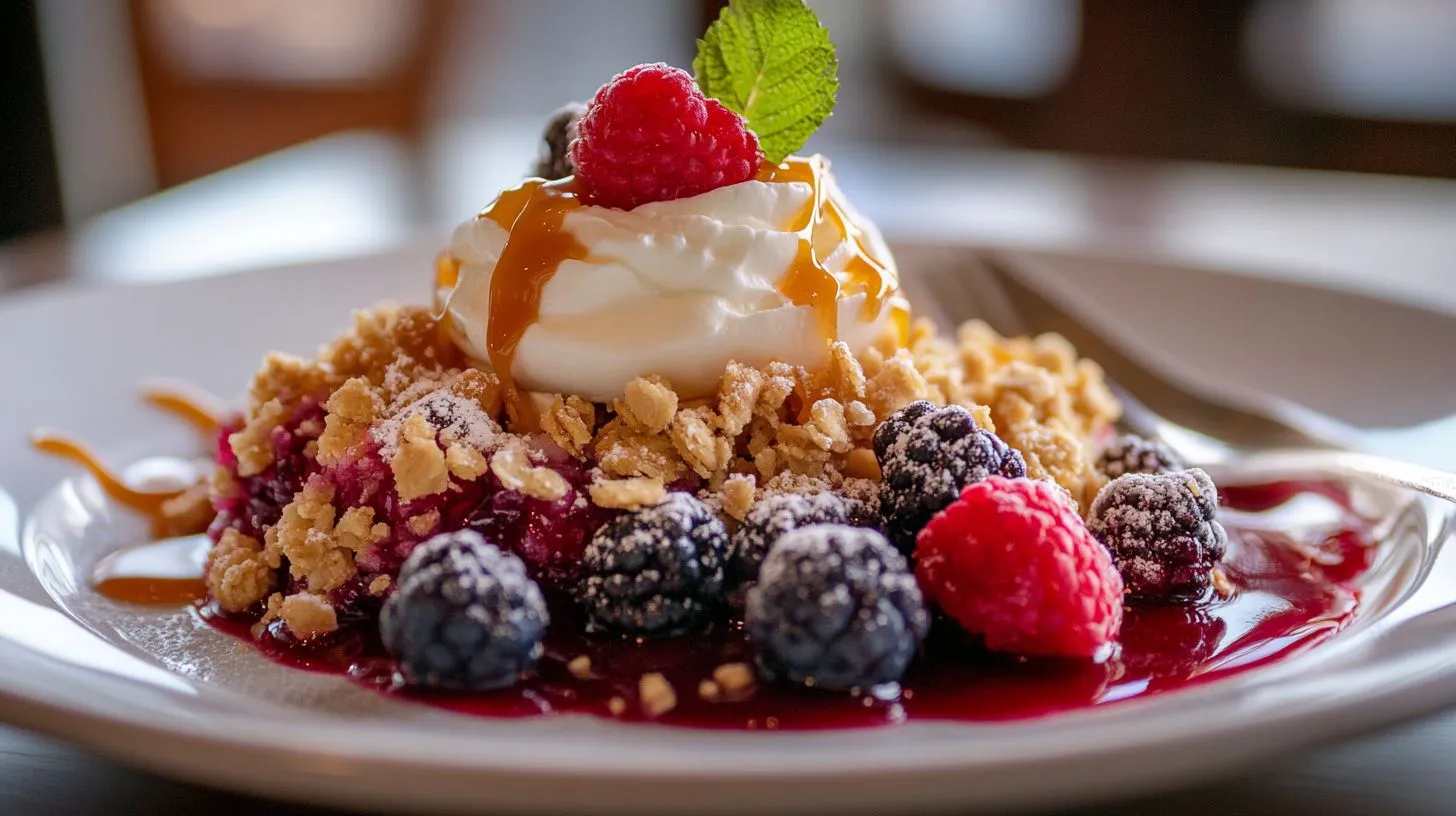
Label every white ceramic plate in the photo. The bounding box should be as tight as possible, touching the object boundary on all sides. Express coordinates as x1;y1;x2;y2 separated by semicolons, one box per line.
4;244;1456;816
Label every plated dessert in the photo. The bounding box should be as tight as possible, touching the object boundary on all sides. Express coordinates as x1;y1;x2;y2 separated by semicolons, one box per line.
40;0;1372;729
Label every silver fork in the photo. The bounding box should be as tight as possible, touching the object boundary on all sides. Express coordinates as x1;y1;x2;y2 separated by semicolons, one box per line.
904;246;1456;503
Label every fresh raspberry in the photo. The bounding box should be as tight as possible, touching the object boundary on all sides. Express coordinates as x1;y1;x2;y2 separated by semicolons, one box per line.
915;477;1124;658
570;63;762;210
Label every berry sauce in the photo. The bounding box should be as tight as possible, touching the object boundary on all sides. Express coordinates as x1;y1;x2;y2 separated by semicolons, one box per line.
200;480;1373;730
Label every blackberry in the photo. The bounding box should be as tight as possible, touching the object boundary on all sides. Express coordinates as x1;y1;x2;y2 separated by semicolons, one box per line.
728;492;853;585
1087;469;1228;602
380;530;548;691
873;401;1026;552
746;525;929;691
579;492;728;636
1097;435;1185;480
532;102;586;180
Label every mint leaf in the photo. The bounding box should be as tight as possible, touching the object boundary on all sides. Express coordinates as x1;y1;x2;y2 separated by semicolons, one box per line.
693;0;838;163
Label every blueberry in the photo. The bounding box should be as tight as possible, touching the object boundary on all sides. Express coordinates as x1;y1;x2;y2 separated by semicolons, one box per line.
579;492;728;636
746;525;929;691
380;530;548;691
873;400;1026;552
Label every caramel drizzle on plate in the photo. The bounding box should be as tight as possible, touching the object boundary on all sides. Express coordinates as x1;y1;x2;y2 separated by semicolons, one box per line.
30;386;227;530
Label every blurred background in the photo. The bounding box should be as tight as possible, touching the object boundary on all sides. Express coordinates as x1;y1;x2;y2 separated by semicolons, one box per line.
2;0;1455;296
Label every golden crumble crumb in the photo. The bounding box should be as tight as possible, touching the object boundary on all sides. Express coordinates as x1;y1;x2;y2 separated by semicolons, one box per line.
368;575;392;596
541;394;597;457
490;447;569;501
639;672;677;717
808;399;853;454
206;529;274;613
756;364;798;419
159;481;214;537
229;397;289;477
608;696;627;716
444;442;489;481
281;592;338;641
594;417;687;482
1212;567;1236;599
334;506;388;554
247;352;329;412
406;509;441;537
316;377;382;467
589;475;666;510
717;362;765;437
866;351;928;418
844;399;876;427
843;447;881;481
720;473;756;521
447;368;504;423
567;655;593;679
269;482;358;593
251;591;285;639
698;680;722;701
670;406;731;478
618;375;678;434
391;413;450;501
712;662;756;701
825;341;867;401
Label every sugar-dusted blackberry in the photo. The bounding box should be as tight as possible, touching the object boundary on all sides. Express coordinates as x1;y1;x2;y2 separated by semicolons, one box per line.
532;102;586;180
1097;434;1186;480
728;491;853;585
1087;469;1228;602
747;525;929;691
872;400;1026;552
380;530;548;691
580;492;728;636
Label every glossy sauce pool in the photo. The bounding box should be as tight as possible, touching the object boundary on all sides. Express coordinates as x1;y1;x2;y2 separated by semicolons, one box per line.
189;481;1373;730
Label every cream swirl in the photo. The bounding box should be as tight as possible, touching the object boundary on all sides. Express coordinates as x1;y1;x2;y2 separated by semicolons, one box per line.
441;156;902;402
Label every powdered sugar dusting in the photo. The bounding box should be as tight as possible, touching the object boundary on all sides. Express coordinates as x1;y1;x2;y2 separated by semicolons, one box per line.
374;385;502;460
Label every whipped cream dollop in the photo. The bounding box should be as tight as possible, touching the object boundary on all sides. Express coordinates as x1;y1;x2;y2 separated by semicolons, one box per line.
442;157;901;402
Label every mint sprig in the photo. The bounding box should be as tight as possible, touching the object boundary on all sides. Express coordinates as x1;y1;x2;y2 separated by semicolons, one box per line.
693;0;838;164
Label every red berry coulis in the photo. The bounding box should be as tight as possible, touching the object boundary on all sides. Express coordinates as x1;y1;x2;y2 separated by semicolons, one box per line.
200;480;1373;730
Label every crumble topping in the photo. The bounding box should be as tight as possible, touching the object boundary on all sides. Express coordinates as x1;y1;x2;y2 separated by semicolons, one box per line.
720;473;756;521
368;575;392;596
209;303;1120;638
567;655;593;679
589;475;667;510
712;662;756;701
540;394;596;457
390;413;450;501
490;446;569;502
280;592;338;640
617;375;678;433
444;442;488;481
159;481;214;538
316;377;380;467
206;528;274;613
639;672;677;717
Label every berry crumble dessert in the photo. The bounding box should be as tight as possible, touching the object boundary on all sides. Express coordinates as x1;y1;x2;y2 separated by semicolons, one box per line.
43;0;1376;729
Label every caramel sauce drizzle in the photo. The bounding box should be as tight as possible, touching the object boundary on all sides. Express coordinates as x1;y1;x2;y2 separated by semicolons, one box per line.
94;575;208;605
450;177;586;421
31;432;187;518
31;387;227;531
757;155;898;342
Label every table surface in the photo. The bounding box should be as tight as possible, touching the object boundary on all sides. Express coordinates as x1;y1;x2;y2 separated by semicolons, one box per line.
5;121;1456;815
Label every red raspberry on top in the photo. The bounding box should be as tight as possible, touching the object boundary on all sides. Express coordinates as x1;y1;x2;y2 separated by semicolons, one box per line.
569;63;762;210
916;477;1124;658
